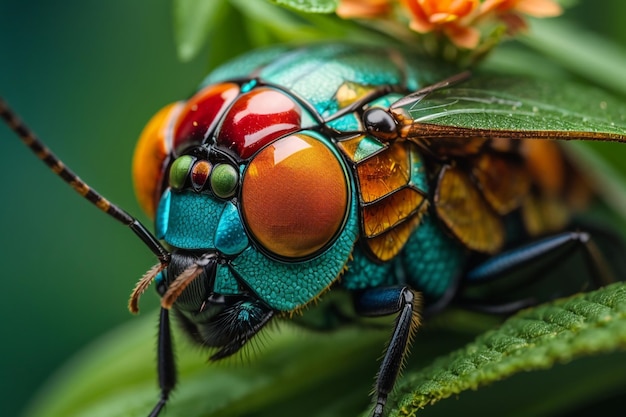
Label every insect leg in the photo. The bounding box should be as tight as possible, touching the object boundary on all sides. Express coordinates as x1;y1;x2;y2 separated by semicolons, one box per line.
467;231;613;285
462;231;615;314
148;308;176;417
353;286;422;417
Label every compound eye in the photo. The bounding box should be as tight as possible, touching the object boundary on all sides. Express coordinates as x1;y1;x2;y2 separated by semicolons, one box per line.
211;163;239;198
241;134;349;259
169;155;195;190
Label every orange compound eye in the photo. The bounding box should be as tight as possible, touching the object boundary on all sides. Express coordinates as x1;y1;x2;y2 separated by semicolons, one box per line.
133;102;182;219
241;133;349;259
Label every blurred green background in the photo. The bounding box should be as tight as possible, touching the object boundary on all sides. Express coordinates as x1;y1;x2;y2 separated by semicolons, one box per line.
0;1;625;417
0;2;207;416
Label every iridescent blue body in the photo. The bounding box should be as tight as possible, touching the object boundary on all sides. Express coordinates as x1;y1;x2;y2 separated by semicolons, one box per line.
154;45;465;316
135;44;605;417
5;42;617;417
128;45;485;416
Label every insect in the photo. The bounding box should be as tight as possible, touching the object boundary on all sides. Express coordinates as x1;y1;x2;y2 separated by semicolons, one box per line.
2;43;625;417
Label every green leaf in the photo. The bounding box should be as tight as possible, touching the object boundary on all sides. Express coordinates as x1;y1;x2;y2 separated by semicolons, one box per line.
173;0;392;63
231;0;385;47
22;312;390;417
232;0;329;44
205;6;259;69
268;0;338;14
387;282;626;417
23;286;626;417
404;75;626;138
173;0;229;61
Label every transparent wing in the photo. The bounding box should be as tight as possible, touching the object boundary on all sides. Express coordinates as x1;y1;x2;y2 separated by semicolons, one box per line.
387;74;626;254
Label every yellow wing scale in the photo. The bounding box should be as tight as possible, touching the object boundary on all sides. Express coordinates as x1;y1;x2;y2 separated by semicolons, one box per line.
435;163;505;254
335;78;597;260
339;135;429;261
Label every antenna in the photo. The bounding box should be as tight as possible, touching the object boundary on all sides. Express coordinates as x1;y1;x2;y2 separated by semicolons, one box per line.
0;97;170;311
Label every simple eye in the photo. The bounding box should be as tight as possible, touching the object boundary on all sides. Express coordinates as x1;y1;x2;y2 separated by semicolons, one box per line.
169;154;239;199
211;163;239;198
169;155;194;190
241;133;349;259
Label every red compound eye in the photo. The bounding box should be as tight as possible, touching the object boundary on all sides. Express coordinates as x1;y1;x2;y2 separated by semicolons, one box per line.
217;87;302;159
241;134;349;259
174;82;240;150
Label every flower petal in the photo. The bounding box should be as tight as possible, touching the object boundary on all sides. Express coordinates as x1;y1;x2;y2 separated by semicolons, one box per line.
479;0;511;15
445;24;481;49
408;16;436;33
336;0;392;19
431;12;460;24
515;0;562;17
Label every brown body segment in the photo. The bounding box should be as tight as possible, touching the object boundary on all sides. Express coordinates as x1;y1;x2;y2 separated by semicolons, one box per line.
339;136;429;262
334;77;593;260
421;136;590;254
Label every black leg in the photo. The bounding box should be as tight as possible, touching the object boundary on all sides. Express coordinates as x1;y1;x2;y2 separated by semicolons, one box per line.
353;286;421;417
148;307;177;417
462;230;616;313
466;231;613;284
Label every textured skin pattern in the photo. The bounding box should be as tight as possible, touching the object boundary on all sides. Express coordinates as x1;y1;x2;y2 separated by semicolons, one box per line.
231;190;359;311
204;45;446;117
214;202;248;256
160;191;224;249
400;214;465;299
149;44;469;311
341;214;464;300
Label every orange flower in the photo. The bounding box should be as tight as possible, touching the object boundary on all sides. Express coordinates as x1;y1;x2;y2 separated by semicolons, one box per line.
481;0;562;17
336;0;393;19
480;0;562;33
402;0;481;49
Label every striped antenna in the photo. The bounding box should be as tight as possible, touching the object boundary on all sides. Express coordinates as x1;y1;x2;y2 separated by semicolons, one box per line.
0;97;170;266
